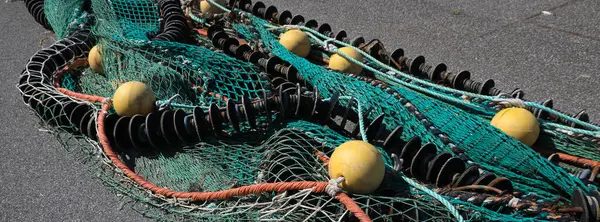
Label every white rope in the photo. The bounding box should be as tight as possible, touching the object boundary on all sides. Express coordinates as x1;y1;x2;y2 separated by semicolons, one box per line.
325;177;345;197
495;98;527;108
507;197;520;208
158;94;181;111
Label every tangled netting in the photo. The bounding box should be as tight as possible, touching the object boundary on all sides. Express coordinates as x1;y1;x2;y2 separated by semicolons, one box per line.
17;0;600;221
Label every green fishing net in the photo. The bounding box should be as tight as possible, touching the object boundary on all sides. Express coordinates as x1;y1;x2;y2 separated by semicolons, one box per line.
21;0;600;221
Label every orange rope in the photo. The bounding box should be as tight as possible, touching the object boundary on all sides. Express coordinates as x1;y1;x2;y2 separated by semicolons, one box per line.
51;85;370;221
553;152;600;168
57;88;105;103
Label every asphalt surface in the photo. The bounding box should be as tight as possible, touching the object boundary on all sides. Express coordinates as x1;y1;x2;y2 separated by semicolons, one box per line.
1;0;599;221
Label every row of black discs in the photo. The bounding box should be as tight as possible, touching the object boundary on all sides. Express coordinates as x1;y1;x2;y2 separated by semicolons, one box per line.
571;188;600;222
224;0;514;97
223;0;594;129
206;18;516;193
206;25;308;86
200;16;600;220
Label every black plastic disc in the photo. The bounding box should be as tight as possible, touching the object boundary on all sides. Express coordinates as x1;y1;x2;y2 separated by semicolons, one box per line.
339;96;354;131
241;96;256;129
261;89;271;123
478;79;495;95
235;44;252;60
129;114;148;149
453;165;480;187
174;109;194;142
351;107;372;138
430;63;448;82
160;111;180;145
426;152;452;183
145;112;166;149
305;19;318;29
536;99;553;119
589;190;600;221
79;109;94;136
365;113;385;143
453;71;471;90
570;188;591;222
61;102;78;126
226;100;241;132
487;177;513;193
251;1;265;16
277;10;291;24
291;15;304;25
209;103;222;137
309;89;320;121
69;104;90;134
410;143;437;181
326;91;340;122
572;110;590;128
103;114;118;145
86;115;97;140
335;30;347;42
350;36;364;47
409;56;425;75
264;6;277;20
113;116;132;150
317;23;332;36
278;86;289;118
193;107;209;141
211;31;228;48
473;173;497;186
435;157;466;187
399;136;422;170
383;126;403;153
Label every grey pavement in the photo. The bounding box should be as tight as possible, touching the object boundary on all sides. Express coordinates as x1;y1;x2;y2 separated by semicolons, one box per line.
1;0;599;221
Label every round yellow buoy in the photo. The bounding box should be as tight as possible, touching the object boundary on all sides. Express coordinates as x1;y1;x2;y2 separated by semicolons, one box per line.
200;0;226;15
328;47;363;74
112;81;156;117
328;140;385;194
490;107;540;146
279;29;311;58
88;45;104;75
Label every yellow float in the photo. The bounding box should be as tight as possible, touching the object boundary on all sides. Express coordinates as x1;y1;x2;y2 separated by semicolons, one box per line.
88;45;104;75
328;140;385;194
112;81;156;117
200;0;226;15
490;107;540;146
328;47;363;74
279;29;311;58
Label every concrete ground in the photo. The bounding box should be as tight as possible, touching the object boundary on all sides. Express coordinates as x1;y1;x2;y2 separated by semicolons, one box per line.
1;0;598;221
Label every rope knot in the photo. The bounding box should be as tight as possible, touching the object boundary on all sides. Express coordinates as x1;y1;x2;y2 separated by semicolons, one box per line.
101;98;112;111
495;98;526;108
158;94;181;111
325;177;345;197
283;25;300;30
323;38;338;52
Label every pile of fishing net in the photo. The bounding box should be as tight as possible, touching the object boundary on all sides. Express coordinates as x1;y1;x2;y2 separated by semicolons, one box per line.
17;0;600;221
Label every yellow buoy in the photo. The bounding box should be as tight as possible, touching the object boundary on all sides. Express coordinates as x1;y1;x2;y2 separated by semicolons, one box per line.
490;107;540;146
112;81;156;117
328;140;385;194
279;29;311;58
88;45;104;75
328;47;363;74
200;0;226;15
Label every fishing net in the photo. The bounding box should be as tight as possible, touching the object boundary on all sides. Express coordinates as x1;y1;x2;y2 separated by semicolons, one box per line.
17;0;600;221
